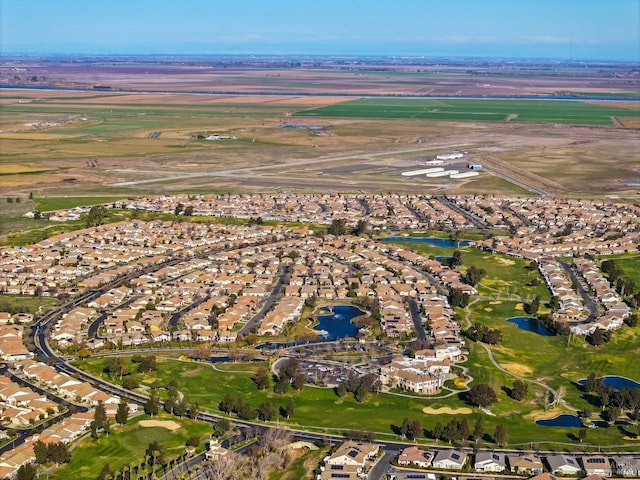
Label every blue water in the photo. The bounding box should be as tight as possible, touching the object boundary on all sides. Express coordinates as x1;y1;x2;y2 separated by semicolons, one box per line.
508;316;554;336
620;179;640;185
578;375;640;390
314;305;364;340
384;236;472;247
536;414;583;428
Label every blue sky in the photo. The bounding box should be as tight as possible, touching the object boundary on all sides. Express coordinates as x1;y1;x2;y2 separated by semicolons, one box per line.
1;0;638;60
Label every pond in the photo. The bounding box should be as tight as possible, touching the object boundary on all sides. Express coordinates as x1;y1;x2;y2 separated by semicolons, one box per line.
578;375;640;390
507;316;554;336
383;236;472;247
314;305;364;340
535;414;583;428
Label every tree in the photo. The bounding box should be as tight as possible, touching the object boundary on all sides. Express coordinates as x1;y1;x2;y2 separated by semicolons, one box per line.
354;382;368;403
92;400;107;435
212;418;230;437
464;266;486;286
135;355;157;373
257;400;276;421
274;375;290;394
145;393;160;416
252;366;271;391
183;205;194;216
283;397;295;419
353;219;368;236
48;442;71;464
122;376;139;390
589;327;606;346
328;218;348;236
468;384;498;408
451;230;465;247
524;295;541;315
448;287;470;308
33;439;48;464
578;427;588;443
146;441;166;470
292;373;306;391
449;250;463;268
459;418;471;441
16;464;37;480
116;400;129;425
432;422;444;441
174;203;184;215
510;379;529;401
472;417;484;443
86;205;107;227
104;356;130;380
186;435;201;447
494;424;507;446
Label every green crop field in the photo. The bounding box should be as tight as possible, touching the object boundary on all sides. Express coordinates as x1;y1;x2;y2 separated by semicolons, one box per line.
296;98;640;125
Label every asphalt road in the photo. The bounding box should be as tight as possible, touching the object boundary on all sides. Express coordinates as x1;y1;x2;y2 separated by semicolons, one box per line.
238;265;291;336
408;299;427;341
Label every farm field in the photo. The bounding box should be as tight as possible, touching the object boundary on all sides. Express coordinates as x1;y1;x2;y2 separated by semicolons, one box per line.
296;98;640;125
1;88;639;198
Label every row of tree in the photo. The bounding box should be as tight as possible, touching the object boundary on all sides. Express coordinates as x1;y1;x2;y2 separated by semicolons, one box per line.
219;392;295;421
397;416;508;446
335;372;382;403
465;322;503;345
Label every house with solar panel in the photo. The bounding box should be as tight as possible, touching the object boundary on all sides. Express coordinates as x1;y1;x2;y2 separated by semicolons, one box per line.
546;454;581;475
474;451;506;472
431;449;467;470
580;455;612;477
507;454;545;475
318;441;380;480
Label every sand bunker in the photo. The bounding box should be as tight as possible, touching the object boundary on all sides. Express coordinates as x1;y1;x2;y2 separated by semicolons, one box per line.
489;301;502;305
515;303;524;311
139;420;181;431
423;406;473;415
484;307;493;312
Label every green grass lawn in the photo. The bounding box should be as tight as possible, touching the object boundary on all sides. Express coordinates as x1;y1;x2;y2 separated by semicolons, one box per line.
601;253;640;290
73;355;640;449
384;240;549;301
0;294;57;315
52;414;210;480
296;98;640;125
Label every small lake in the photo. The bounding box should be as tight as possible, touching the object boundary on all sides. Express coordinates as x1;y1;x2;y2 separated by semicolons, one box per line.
383;236;472;247
620;179;640;185
536;414;583;428
578;375;640;390
508;316;554;336
314;305;364;340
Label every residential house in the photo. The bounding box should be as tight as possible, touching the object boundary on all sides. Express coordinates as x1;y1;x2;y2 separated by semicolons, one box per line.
507;454;545;475
474;451;506;472
580;456;612;477
397;446;434;468
546;454;581;475
431;449;467;470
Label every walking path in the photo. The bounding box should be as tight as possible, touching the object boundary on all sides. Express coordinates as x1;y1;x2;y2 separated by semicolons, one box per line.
463;300;577;412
